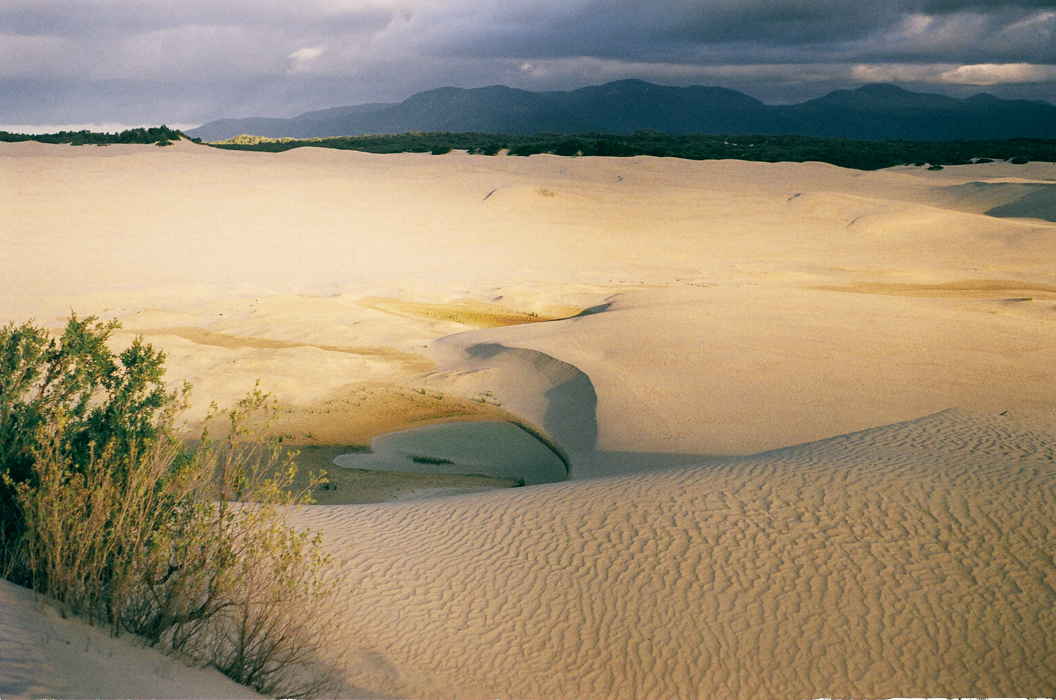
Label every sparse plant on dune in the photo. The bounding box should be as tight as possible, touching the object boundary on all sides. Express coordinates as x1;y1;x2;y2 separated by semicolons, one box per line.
0;314;336;698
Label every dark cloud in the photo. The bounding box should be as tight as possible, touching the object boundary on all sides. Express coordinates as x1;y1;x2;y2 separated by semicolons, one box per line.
392;0;1056;63
381;1;899;58
913;0;1056;11
1;0;1054;126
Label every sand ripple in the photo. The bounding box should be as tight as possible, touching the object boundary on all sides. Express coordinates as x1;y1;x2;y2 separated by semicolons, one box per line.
295;409;1056;698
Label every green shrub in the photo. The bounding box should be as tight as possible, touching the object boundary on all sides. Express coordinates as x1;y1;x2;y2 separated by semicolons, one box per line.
0;315;171;542
0;315;335;697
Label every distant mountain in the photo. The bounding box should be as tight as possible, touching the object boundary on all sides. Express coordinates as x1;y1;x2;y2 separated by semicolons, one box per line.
189;102;396;141
187;80;1056;142
772;84;1056;140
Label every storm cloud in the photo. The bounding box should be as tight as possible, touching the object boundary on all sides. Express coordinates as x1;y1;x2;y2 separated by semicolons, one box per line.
2;0;1054;127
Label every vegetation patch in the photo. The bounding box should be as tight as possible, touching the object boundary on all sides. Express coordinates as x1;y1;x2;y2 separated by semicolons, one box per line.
5;125;1052;171
205;130;1056;171
0;126;191;146
0;314;335;697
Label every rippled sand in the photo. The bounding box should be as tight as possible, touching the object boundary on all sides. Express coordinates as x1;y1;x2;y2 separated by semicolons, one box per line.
297;409;1056;698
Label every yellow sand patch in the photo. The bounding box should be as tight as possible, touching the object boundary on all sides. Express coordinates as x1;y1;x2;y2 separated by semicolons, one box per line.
359;297;580;328
135;326;434;372
262;384;513;447
189;384;532;504
813;279;1056;298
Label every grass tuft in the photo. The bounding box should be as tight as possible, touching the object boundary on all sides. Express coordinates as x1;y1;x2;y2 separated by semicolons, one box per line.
411;455;455;465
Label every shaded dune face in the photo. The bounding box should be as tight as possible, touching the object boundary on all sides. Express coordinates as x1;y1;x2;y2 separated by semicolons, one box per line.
333;420;569;484
303;409;1056;699
464;342;599;456
928;181;1056;222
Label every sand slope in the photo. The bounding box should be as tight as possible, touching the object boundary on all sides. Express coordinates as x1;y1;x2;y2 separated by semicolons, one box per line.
0;579;259;699
303;408;1056;698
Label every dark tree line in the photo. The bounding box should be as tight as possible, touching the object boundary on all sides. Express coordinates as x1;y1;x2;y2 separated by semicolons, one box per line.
208;130;1055;170
0;126;191;146
3;125;1052;169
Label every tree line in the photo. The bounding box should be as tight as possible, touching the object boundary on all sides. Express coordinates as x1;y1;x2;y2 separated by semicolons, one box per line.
209;130;1055;170
0;126;189;147
3;124;1053;170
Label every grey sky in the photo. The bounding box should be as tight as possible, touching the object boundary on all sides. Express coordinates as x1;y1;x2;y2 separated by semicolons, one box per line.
2;0;1055;128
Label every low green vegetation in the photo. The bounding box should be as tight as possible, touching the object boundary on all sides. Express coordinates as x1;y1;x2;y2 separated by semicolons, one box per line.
0;314;334;697
3;124;1052;169
209;130;1056;170
0;125;191;146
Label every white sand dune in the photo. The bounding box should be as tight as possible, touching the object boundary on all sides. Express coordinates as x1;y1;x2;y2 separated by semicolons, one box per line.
2;141;1055;697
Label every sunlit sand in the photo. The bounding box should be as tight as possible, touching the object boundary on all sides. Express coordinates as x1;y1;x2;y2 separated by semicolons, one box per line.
1;140;1054;697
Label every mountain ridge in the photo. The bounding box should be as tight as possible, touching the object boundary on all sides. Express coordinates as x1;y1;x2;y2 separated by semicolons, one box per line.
188;80;1056;142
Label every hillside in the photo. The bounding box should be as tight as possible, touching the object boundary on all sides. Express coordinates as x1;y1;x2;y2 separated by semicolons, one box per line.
188;80;1056;142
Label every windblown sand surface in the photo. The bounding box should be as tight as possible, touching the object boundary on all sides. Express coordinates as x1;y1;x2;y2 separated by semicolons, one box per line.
297;409;1056;698
0;578;259;699
2;140;1055;697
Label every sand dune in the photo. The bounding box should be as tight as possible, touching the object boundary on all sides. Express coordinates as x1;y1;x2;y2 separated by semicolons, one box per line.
2;141;1055;697
299;409;1056;698
427;283;1056;475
